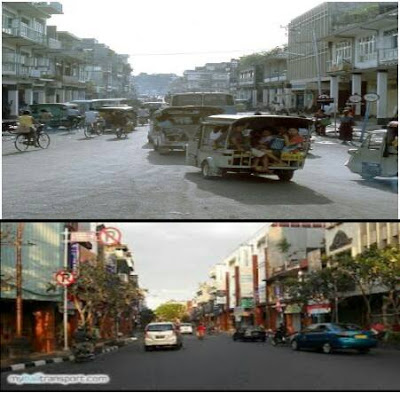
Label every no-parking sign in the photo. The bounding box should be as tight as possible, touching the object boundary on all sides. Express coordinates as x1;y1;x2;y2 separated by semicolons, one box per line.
98;227;122;246
55;270;76;286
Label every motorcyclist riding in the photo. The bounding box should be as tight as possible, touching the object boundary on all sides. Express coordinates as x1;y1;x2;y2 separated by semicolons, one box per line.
197;323;206;339
274;322;287;342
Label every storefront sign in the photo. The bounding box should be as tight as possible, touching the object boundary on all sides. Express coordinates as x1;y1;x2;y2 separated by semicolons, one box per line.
70;231;97;243
241;298;254;309
307;303;331;315
284;304;302;314
70;243;79;275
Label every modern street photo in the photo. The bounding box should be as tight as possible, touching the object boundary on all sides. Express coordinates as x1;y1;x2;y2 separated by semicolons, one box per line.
1;222;399;391
1;1;398;219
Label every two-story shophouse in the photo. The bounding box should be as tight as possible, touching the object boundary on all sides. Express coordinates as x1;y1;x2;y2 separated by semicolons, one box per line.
2;2;63;116
324;3;398;123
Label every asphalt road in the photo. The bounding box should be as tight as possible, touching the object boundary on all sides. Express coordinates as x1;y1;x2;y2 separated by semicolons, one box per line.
1;334;400;391
2;125;398;219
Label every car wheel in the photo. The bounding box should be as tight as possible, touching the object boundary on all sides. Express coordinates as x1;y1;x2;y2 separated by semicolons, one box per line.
291;340;300;351
322;342;333;354
277;170;294;182
201;161;216;179
358;348;370;354
144;346;150;352
262;337;266;342
233;335;237;341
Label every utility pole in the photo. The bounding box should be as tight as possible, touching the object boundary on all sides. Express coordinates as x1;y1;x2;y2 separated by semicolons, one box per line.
63;226;69;350
312;29;322;97
16;223;24;337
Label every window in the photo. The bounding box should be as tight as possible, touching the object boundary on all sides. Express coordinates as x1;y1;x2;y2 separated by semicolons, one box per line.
358;35;377;61
335;41;352;63
383;29;398;49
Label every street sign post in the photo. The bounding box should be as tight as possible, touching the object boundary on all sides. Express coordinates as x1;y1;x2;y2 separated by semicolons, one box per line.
98;227;122;246
360;93;380;142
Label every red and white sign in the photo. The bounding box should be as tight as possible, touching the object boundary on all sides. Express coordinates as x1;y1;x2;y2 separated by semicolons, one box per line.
55;270;76;286
98;227;122;246
307;303;331;315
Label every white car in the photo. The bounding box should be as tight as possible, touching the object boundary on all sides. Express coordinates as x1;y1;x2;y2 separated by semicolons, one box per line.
179;323;194;334
144;322;183;351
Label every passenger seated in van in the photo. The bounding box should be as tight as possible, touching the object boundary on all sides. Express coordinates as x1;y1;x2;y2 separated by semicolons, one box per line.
252;129;288;172
209;126;227;148
251;129;275;170
283;128;304;152
230;123;251;152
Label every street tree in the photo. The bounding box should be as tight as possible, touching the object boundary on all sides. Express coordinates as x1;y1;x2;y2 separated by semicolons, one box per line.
154;302;187;322
331;245;400;326
284;267;354;322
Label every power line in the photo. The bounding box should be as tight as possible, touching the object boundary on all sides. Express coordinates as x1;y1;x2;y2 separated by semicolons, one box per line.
129;48;273;57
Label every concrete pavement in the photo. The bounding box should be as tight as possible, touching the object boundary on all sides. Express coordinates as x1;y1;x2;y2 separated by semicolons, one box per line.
2;125;398;219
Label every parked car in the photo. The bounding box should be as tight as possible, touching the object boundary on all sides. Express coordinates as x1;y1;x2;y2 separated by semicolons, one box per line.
179;323;194;334
233;326;266;342
144;322;183;351
346;121;398;180
291;323;378;354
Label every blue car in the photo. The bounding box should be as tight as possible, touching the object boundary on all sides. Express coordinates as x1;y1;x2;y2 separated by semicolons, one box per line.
291;323;378;354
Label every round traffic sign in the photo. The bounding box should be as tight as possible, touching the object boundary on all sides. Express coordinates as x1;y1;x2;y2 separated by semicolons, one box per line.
55;270;76;286
98;227;122;246
363;93;380;102
348;94;362;103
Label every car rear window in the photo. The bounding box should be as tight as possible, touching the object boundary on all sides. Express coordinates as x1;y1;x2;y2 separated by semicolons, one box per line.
172;95;202;106
147;324;174;331
203;94;234;106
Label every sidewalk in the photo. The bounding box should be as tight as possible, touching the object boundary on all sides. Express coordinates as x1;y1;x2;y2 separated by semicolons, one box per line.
324;118;382;142
0;337;138;373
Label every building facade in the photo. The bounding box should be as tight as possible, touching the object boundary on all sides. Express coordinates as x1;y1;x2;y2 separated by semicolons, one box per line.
1;222;65;355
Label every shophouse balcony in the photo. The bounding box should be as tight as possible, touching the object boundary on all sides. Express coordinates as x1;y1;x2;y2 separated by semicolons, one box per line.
263;72;287;83
10;22;47;46
62;75;86;86
48;38;62;49
358;52;377;63
35;2;64;14
380;48;398;63
238;78;255;87
326;59;353;73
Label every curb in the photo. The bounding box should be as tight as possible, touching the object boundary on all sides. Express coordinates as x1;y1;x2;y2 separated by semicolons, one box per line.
0;340;136;373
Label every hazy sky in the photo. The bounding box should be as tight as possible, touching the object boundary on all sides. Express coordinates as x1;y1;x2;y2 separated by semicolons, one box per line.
48;0;325;75
109;223;268;309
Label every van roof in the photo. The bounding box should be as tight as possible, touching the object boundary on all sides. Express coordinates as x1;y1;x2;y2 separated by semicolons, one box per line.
203;114;314;124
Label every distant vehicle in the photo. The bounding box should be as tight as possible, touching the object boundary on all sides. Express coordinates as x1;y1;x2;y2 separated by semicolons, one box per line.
144;322;183;351
30;103;81;130
346;121;398;180
70;98;130;113
148;106;223;154
170;92;237;114
233;326;266;342
179;323;194;334
291;323;378;354
234;99;251;112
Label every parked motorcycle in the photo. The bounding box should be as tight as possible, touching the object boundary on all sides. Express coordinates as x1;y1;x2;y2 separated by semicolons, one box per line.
72;341;95;362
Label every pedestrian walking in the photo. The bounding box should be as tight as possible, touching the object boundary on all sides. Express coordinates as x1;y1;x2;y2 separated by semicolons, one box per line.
339;109;355;145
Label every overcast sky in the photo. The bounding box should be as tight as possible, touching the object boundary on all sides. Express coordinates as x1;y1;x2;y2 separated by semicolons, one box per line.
108;223;268;309
48;0;325;75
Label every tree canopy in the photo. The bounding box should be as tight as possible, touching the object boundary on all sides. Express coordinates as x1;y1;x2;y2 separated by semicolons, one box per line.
154;302;188;322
